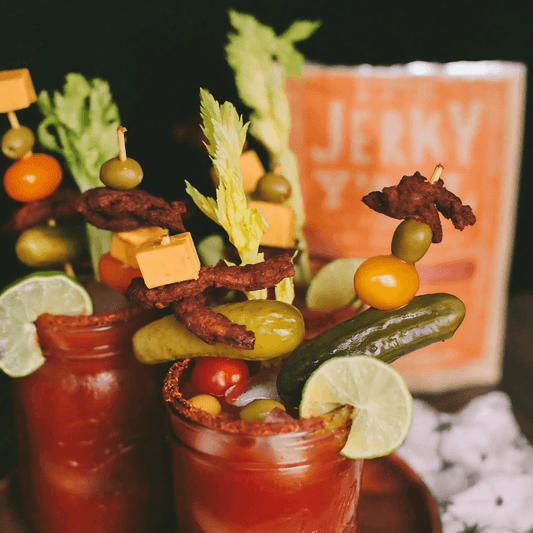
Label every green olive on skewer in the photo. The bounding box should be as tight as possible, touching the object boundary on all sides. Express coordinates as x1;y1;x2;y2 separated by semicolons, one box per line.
100;126;143;190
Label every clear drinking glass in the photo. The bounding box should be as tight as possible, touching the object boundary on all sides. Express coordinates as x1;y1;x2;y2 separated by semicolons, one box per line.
164;360;364;533
11;305;172;533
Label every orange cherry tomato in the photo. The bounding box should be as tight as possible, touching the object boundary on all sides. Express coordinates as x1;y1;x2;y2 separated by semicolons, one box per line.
98;252;143;293
3;153;62;203
353;254;419;310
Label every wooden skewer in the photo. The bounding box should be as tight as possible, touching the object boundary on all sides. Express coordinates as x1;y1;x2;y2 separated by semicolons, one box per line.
429;164;443;184
7;110;20;129
64;262;76;279
117;126;128;162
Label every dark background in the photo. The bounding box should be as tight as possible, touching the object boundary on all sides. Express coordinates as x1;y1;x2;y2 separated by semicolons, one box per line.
1;0;532;294
0;0;532;476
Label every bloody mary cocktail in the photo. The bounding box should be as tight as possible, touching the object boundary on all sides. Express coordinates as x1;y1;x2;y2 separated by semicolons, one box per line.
12;305;173;533
163;360;363;533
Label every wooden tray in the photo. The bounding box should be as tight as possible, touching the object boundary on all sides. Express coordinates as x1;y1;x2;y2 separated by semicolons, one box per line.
1;453;441;532
359;453;442;532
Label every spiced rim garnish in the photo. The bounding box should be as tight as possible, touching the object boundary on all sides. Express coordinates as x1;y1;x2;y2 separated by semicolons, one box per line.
163;360;328;436
75;187;187;233
362;168;476;243
35;304;145;329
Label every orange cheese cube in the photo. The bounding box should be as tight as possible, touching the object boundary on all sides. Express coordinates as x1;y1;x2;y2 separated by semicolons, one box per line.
240;150;265;193
249;200;296;249
212;150;266;192
110;227;169;268
136;232;201;289
0;69;37;113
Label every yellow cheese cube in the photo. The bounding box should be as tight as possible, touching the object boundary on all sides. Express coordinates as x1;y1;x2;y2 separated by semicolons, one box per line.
110;226;169;268
249;201;296;249
136;232;201;289
0;69;37;113
240;150;265;193
212;150;266;192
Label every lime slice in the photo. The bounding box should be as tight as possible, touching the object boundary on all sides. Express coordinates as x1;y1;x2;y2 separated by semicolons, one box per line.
0;271;93;377
300;356;413;459
305;257;366;310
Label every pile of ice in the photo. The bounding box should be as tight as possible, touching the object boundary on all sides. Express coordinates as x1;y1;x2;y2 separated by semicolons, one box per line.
398;391;533;533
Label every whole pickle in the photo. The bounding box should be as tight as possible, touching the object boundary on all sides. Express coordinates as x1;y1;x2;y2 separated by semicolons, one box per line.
277;293;466;406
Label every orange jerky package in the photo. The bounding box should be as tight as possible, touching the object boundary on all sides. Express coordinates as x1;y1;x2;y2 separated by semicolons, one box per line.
287;61;527;393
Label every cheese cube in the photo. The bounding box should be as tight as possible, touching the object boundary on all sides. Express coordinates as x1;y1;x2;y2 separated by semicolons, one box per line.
211;150;266;192
0;69;37;113
249;200;296;249
136;232;201;289
240;150;265;193
110;226;169;268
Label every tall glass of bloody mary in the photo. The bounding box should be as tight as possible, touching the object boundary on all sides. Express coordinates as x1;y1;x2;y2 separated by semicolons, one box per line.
163;360;363;533
11;305;173;533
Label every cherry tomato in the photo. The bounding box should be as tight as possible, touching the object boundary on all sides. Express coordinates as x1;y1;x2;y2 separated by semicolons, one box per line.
3;153;62;202
190;357;249;403
98;252;142;293
353;254;419;310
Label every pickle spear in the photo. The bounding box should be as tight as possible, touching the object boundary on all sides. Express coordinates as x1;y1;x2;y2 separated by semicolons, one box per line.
133;299;305;364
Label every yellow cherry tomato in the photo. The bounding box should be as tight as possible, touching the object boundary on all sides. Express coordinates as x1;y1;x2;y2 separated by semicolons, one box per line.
353;254;419;310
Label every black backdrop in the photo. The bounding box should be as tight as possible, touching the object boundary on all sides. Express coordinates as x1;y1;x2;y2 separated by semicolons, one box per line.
1;0;532;294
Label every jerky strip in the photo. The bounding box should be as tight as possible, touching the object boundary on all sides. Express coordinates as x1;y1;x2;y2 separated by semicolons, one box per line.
75;187;187;232
362;172;475;243
4;188;82;233
127;253;295;310
171;295;255;349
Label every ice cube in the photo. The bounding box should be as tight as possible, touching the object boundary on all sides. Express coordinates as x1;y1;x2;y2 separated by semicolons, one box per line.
232;365;283;407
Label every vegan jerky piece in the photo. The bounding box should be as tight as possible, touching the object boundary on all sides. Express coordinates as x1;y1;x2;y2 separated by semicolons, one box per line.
4;188;82;233
362;172;476;243
127;253;295;310
171;295;255;349
75;187;187;233
127;252;294;349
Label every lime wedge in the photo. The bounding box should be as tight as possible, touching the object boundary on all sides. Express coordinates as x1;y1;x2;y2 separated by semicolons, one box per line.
305;257;366;310
300;356;413;459
0;271;93;377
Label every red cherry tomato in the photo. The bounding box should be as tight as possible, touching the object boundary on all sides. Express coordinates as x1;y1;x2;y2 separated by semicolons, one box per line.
3;153;62;203
98;252;143;293
190;357;249;403
354;254;419;310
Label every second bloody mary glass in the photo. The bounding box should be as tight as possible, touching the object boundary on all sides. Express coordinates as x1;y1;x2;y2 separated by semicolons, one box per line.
164;360;364;533
11;305;173;533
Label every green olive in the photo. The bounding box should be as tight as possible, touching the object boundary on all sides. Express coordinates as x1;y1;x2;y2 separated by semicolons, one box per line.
100;157;143;190
2;126;35;159
255;172;292;203
133;299;306;364
15;225;86;267
239;399;286;422
391;219;433;263
189;394;222;415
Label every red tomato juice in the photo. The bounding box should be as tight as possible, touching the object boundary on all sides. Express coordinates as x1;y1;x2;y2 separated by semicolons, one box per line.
11;306;173;533
164;360;363;533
